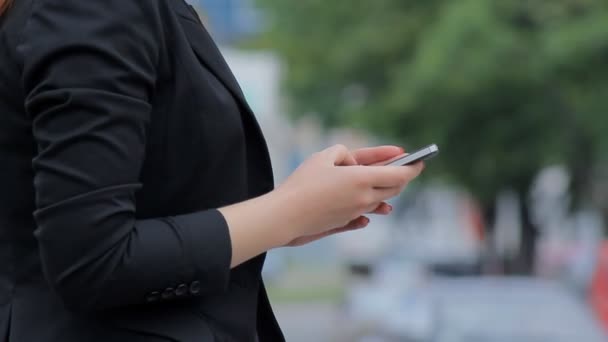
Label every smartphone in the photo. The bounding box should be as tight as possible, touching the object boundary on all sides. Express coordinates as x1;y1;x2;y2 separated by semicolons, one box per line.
384;144;439;166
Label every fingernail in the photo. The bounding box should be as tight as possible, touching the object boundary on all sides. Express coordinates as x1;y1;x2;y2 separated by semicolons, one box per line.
387;205;393;212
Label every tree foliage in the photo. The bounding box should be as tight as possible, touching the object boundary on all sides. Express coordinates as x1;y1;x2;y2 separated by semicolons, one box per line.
258;0;608;209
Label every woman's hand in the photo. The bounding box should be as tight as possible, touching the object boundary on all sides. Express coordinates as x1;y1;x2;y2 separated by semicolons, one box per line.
284;145;404;246
219;144;423;267
275;145;423;247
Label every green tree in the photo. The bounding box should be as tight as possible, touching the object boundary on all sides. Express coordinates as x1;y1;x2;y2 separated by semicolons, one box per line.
257;0;608;273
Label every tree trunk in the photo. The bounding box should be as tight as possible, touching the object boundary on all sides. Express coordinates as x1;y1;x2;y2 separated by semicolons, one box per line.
482;201;497;234
481;200;501;274
481;190;538;275
513;194;537;275
568;134;595;213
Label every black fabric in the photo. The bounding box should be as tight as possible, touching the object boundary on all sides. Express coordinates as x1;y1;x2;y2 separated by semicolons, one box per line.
0;0;284;340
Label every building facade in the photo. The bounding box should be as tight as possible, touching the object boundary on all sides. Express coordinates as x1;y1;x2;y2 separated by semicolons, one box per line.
187;0;262;44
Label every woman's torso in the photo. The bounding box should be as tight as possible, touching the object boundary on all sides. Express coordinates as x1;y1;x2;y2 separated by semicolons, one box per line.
0;0;281;341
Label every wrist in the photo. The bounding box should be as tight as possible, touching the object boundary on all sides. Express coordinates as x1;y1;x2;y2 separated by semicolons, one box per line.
261;188;304;247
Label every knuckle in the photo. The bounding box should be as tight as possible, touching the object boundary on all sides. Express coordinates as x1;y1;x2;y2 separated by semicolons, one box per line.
334;144;348;152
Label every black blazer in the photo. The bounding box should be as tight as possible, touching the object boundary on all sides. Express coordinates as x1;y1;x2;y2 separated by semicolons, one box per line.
0;0;284;341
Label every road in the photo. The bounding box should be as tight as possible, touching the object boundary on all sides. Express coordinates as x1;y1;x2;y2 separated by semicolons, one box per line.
273;302;339;342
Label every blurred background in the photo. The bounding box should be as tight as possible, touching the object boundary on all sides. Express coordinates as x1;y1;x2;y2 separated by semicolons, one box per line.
188;1;608;341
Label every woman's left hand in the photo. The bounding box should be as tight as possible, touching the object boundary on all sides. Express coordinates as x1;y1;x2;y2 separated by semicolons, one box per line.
285;145;403;247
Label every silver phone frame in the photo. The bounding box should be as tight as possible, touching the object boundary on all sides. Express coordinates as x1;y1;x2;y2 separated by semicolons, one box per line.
384;144;439;166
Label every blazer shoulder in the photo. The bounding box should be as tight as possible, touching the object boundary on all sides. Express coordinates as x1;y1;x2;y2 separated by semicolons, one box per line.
24;0;171;33
16;0;178;66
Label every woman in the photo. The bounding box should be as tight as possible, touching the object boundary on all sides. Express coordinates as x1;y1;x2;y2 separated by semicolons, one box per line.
0;0;423;341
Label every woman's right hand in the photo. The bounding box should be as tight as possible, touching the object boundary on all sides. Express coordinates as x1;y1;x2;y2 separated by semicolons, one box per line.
272;144;424;246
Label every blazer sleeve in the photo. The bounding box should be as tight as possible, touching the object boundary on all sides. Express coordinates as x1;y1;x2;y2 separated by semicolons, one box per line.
18;0;233;312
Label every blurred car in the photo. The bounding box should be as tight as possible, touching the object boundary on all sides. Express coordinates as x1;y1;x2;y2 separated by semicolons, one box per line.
338;259;434;342
335;211;399;279
341;276;607;342
392;186;485;276
428;277;606;342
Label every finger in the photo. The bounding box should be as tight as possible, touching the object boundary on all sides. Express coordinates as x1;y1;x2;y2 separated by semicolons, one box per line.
370;202;392;215
348;215;370;227
323;223;368;237
353;146;404;166
353;162;424;188
336;216;370;232
371;152;406;166
293;216;370;246
372;186;406;202
324;144;357;166
362;201;388;214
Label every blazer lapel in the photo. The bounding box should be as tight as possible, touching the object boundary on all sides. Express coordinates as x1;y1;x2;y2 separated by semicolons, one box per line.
173;1;249;110
172;0;275;187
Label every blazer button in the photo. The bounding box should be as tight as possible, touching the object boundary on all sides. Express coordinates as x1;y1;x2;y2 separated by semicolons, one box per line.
162;288;175;300
189;280;201;295
145;291;160;303
175;284;188;297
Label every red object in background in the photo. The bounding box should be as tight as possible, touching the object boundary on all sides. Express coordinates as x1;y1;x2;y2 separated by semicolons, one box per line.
590;242;608;332
464;197;485;242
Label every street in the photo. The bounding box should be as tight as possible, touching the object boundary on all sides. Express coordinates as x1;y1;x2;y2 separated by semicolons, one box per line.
273;303;338;342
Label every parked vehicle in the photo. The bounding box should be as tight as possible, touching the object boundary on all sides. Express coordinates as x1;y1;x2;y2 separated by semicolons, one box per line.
341;276;606;342
393;186;485;275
